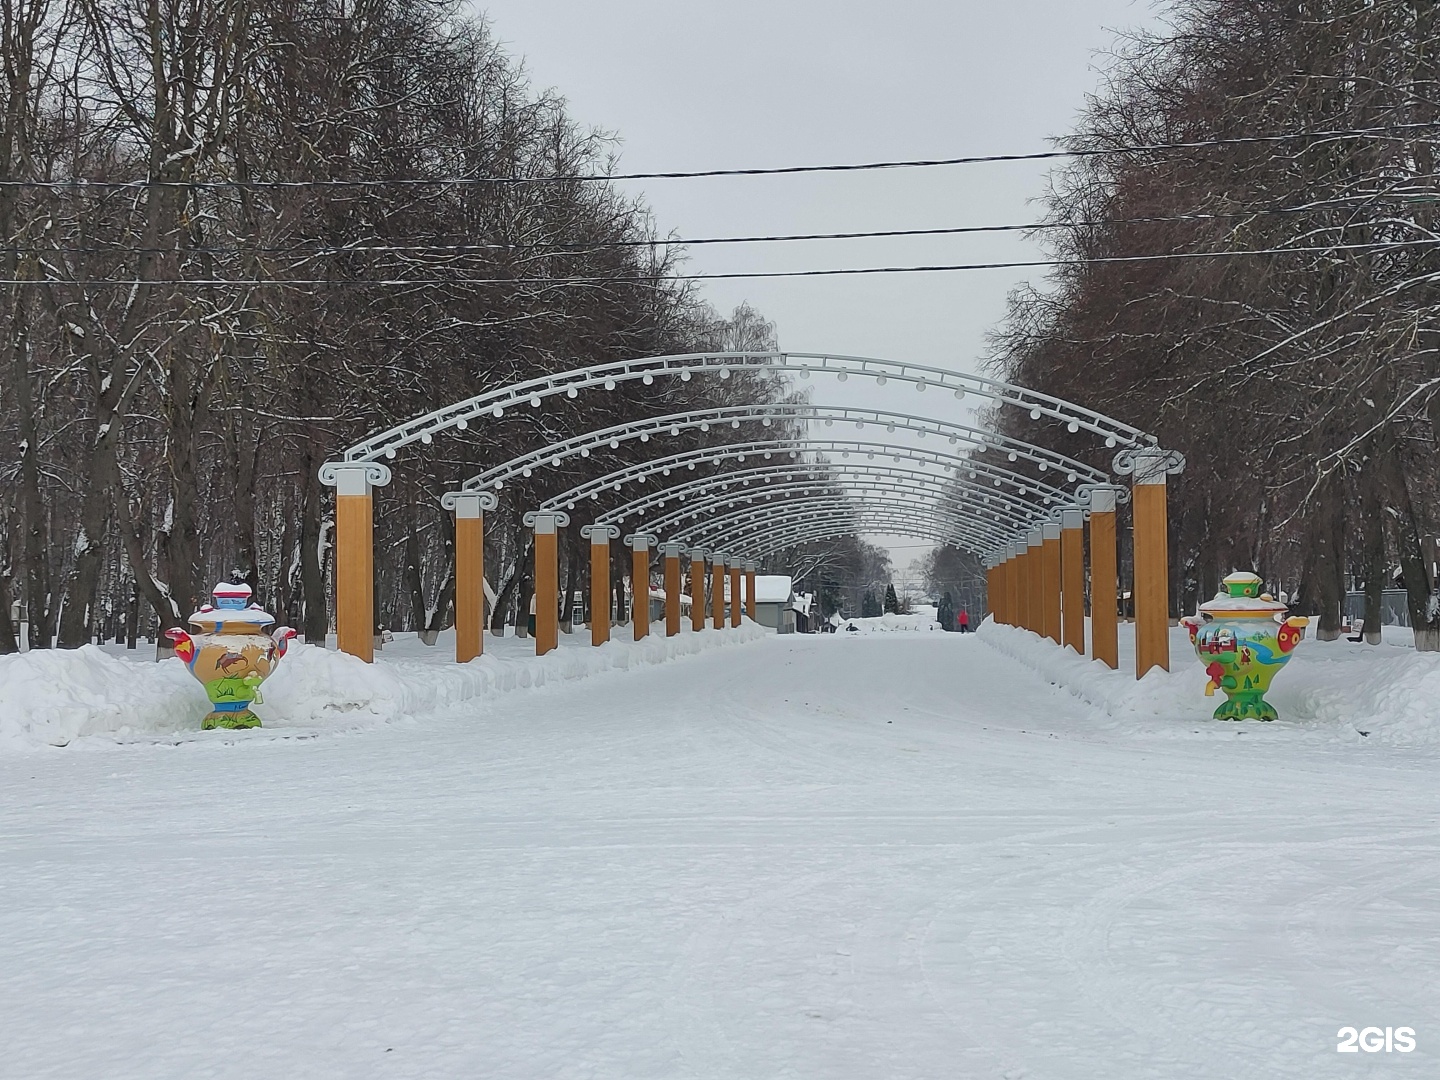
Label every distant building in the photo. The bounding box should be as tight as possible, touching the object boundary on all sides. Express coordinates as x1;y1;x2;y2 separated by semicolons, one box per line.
754;575;797;634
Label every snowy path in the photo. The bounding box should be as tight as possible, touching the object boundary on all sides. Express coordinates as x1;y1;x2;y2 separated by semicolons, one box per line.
2;633;1436;1079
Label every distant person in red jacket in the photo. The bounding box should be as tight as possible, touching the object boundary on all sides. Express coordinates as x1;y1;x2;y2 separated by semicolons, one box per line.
958;608;970;633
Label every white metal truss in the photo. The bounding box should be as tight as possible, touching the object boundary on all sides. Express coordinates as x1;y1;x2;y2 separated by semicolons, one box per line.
455;403;1108;496
676;494;1017;553
539;439;1107;519
722;506;1003;557
602;468;1047;534
336;350;1158;465
744;515;993;558
628;475;1040;541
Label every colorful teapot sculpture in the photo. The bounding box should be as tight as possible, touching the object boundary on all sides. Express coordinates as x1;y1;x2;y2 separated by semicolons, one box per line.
1180;572;1308;721
165;583;296;729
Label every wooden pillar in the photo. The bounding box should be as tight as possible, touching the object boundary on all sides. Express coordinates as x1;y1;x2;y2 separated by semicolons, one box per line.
631;535;651;641
1089;487;1119;670
986;563;996;623
690;548;707;631
530;511;566;656
587;524;616;647
449;492;493;664
711;553;727;630
1026;530;1044;634
729;563;742;628
1129;449;1177;679
323;462;388;663
1006;543;1022;629
664;541;684;637
1042;523;1062;643
1060;508;1086;655
745;561;757;621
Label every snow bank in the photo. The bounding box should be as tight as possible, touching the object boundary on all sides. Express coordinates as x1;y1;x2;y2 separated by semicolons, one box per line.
0;622;769;753
977;617;1440;745
839;610;941;633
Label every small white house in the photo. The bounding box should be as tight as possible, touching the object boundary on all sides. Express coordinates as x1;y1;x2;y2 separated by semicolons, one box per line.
754;575;797;634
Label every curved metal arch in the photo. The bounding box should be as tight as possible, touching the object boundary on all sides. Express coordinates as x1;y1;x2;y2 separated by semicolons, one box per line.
677;494;1016;553
337;350;1155;464
626;476;1041;544
541;438;1091;519
748;517;989;559
587;461;1068;535
723;505;1004;559
457;403;1108;496
732;510;1008;564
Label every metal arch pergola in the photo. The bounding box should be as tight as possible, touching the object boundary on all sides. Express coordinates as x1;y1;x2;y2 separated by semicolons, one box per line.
587;462;1077;535
317;348;1184;679
634;482;1028;550
453;403;1109;497
690;506;1012;562
560;450;1095;523
534;438;1117;520
333;350;1156;466
676;495;1015;553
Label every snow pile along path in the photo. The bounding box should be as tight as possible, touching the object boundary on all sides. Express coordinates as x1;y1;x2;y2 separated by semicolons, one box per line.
0;622;769;752
977;616;1440;745
838;609;941;633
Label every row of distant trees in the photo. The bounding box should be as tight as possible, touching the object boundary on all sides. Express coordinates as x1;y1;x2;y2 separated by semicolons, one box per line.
983;0;1440;650
0;0;807;651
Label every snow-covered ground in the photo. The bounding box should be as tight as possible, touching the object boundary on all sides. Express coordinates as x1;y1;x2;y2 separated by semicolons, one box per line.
0;623;768;753
1;627;1436;1078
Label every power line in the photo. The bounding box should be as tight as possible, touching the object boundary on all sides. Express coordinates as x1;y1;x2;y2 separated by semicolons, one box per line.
3;123;1437;190
14;237;1440;286
12;194;1438;257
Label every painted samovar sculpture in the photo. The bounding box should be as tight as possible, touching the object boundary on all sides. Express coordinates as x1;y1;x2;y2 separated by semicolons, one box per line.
1180;572;1308;721
165;583;296;729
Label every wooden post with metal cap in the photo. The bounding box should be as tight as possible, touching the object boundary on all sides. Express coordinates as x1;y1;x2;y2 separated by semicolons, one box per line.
663;540;685;637
526;511;569;656
630;534;652;641
745;560;757;621
729;560;742;628
1041;521;1062;643
1006;540;1023;629
1012;545;1026;630
1088;486;1120;670
689;547;707;632
443;490;498;663
1026;528;1045;634
583;523;620;647
1059;507;1086;655
1118;447;1185;679
319;461;391;663
710;552;727;630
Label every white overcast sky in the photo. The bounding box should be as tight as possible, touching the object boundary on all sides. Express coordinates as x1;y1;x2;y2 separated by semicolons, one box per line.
469;0;1169;568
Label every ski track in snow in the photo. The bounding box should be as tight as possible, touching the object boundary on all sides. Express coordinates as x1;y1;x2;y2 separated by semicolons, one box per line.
1;632;1437;1079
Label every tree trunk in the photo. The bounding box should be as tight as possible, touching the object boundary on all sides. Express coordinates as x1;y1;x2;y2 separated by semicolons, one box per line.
1379;440;1440;651
1359;469;1385;644
1311;472;1346;641
0;565;17;654
560;530;579;633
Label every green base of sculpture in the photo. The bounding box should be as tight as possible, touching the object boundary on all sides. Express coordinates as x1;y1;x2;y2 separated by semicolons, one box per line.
202;710;263;730
1212;692;1277;722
